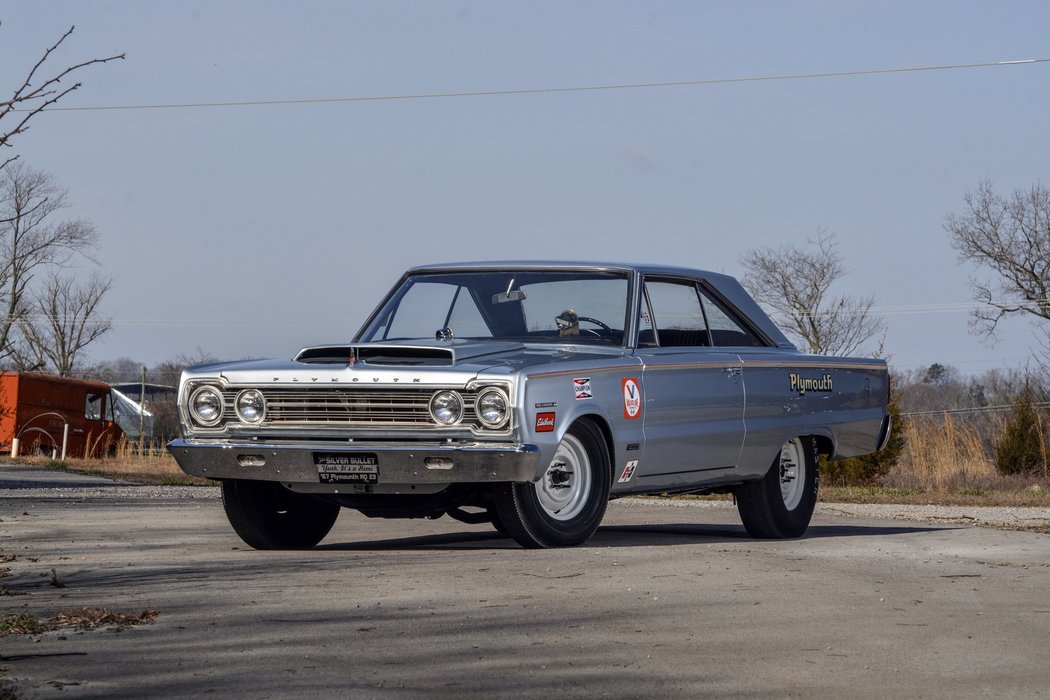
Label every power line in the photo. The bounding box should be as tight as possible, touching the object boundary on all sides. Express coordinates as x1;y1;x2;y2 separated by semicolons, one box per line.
765;299;1050;320
16;58;1049;113
901;402;1050;417
1;297;1044;325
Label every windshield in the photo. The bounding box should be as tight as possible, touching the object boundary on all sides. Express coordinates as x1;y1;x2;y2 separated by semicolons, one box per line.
360;270;631;346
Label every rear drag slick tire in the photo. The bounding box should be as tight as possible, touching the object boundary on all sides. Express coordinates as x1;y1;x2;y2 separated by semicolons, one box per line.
735;437;819;539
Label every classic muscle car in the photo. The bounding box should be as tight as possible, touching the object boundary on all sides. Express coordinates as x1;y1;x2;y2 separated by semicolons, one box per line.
169;262;891;549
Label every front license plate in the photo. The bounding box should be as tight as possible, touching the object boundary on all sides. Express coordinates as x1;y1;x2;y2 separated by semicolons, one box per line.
314;453;379;484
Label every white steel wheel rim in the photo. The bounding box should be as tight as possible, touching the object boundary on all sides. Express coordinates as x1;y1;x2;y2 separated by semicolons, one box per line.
779;439;805;511
535;433;592;521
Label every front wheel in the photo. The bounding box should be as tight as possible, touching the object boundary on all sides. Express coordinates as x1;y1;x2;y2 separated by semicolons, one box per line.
735;437;819;539
221;479;340;549
492;420;611;548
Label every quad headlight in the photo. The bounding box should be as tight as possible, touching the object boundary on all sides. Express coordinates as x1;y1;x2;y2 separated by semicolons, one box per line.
429;390;464;425
475;388;510;429
235;389;267;424
189;385;224;426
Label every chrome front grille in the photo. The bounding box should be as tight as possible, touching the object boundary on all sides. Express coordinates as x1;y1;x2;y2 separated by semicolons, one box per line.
222;388;479;426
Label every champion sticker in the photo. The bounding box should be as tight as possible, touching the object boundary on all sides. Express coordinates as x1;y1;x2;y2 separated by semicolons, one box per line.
573;377;593;400
535;412;556;432
622;377;642;419
618;460;639;483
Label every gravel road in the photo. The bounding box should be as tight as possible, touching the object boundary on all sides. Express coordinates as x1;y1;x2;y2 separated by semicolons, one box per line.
2;465;1049;699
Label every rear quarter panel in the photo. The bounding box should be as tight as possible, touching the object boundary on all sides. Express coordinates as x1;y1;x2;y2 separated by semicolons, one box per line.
736;349;889;479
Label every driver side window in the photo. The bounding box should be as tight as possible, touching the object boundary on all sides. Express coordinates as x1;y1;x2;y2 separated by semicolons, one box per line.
642;279;710;347
85;393;103;421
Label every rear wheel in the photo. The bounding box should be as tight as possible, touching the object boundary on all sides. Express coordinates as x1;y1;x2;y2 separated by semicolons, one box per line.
221;479;340;549
492;420;611;548
736;437;819;539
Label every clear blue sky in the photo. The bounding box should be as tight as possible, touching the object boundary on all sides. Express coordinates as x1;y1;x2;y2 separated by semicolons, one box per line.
2;1;1047;376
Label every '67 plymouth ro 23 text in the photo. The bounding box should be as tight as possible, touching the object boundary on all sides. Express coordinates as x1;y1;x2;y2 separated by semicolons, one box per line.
169;262;891;549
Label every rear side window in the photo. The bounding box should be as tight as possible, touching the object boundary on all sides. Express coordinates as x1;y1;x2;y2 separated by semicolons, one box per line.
698;288;764;347
640;278;767;348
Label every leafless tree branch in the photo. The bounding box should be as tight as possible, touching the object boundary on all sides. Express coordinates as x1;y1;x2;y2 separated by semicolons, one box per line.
16;272;113;375
0;163;100;359
740;229;886;356
0;25;125;168
946;180;1050;339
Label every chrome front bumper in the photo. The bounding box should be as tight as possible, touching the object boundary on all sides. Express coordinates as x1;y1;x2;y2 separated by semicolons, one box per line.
167;438;542;484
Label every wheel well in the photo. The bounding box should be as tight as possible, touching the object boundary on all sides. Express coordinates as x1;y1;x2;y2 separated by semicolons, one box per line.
574;414;616;474
808;434;834;459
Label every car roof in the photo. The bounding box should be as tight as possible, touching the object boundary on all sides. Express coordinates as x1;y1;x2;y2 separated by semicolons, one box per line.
408;260;712;277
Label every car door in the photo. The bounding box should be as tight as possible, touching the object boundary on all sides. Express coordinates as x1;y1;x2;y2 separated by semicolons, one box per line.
632;277;745;491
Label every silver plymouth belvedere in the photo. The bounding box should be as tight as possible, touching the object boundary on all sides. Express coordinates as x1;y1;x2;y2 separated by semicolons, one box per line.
169;262;891;549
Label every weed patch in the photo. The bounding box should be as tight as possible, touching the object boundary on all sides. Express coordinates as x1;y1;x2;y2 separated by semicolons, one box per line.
12;454;209;486
0;608;157;637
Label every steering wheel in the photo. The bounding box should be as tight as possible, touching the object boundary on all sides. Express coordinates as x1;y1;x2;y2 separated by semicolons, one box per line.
577;316;611;331
577;316;611;337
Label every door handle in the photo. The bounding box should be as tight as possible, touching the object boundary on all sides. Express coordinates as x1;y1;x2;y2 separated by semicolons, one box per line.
723;367;742;378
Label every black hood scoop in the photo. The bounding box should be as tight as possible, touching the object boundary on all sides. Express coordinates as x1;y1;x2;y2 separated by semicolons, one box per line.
294;341;525;367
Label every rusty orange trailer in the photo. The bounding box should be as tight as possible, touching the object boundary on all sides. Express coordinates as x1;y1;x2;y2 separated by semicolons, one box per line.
0;372;125;459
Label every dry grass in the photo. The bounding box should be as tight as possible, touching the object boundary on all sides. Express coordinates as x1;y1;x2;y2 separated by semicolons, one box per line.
820;484;1050;506
889;415;1001;491
12;449;210;486
862;413;1050;503
0;608;158;636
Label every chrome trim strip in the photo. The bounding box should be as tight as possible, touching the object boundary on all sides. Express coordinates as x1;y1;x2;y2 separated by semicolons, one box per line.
738;360;887;371
528;364;643;379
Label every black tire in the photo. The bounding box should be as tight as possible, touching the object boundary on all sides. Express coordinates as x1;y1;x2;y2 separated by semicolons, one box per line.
487;507;508;536
492;419;611;548
221;479;340;550
736;437;819;539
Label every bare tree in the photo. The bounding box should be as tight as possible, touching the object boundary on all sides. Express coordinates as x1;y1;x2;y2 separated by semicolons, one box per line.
0;162;100;360
740;230;886;356
85;356;148;384
16;272;112;375
945;180;1050;341
0;24;124;171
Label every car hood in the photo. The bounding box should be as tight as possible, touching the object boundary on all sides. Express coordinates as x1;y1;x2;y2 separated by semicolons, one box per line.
182;339;631;386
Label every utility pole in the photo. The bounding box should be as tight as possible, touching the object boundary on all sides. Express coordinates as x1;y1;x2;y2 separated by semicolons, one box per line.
139;366;146;455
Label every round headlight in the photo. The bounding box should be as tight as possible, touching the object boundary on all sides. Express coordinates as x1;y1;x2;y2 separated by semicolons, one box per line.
475;388;510;429
189;385;224;426
429;390;464;425
236;389;267;424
